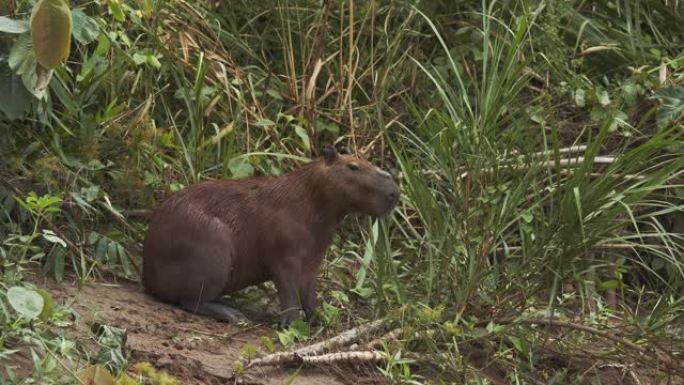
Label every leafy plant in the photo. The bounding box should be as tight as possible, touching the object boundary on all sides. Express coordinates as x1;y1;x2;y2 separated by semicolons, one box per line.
6;286;44;319
276;320;310;347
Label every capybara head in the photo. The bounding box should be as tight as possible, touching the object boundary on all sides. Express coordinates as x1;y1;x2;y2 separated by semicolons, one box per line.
317;147;400;216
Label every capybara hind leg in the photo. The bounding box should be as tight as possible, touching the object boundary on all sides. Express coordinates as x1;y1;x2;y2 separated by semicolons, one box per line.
180;302;246;323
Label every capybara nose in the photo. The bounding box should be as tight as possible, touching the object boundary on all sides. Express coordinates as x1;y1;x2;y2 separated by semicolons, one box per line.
388;191;398;201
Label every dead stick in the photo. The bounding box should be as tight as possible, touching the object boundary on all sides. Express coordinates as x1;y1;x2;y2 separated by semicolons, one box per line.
459;156;618;178
295;319;386;356
360;327;402;350
246;350;385;369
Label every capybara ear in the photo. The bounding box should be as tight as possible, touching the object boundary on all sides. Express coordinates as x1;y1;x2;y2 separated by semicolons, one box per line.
322;146;339;165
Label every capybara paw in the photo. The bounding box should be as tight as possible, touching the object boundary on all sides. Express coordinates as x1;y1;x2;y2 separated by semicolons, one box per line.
278;308;303;328
218;307;247;323
181;302;247;323
304;310;321;326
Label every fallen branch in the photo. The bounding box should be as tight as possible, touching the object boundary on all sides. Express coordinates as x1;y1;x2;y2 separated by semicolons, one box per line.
357;327;402;350
510;145;588;158
495;242;672;253
246;350;384;369
354;327;437;350
245;316;683;378
459;156;618;178
416;150;623;181
295;319;386;356
360;318;683;377
244;320;387;370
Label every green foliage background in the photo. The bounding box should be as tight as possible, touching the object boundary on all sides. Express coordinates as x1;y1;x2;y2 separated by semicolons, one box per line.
1;0;683;383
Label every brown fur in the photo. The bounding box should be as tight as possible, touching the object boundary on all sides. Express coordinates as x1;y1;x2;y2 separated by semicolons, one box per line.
142;149;399;325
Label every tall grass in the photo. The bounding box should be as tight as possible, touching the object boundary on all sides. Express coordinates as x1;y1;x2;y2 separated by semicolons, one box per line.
369;0;684;381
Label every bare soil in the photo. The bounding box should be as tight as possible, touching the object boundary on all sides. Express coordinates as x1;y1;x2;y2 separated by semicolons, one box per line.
11;271;387;385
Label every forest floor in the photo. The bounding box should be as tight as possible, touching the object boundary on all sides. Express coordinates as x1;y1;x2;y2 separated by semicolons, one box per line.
7;270;679;385
9;270;386;385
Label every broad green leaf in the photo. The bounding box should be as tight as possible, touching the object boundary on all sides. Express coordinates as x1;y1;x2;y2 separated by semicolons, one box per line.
95;237;109;261
140;0;154;16
8;33;32;73
107;241;118;264
277;330;294;347
107;0;125;22
294;125;311;151
508;335;527;354
7;286;44;320
599;280;620;290
621;80;638;105
7;33;45;97
146;54;161;68
82;185;100;201
321;302;339;324
169;182;184;192
35;289;55;322
228;157;254;179
276;320;310;347
597;89;610;106
0;62;32;119
288;320;310;340
132;53;147;65
574;88;585;107
118;244;132;276
91;323;127;347
255;118;276;126
51;246;65;282
315;119;339;135
30;0;73;69
42;229;67;247
0;16;29;33
71;9;99;44
78;365;115;385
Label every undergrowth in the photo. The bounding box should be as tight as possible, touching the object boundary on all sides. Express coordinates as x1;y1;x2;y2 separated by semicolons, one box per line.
1;0;683;384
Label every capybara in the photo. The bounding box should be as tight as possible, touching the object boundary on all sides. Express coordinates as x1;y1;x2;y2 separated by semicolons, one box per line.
142;148;400;326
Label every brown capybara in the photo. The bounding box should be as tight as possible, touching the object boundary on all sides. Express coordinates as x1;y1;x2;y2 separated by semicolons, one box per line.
142;148;399;326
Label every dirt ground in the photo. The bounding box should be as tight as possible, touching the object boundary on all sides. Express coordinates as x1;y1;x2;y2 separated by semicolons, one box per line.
8;271;387;385
8;272;675;385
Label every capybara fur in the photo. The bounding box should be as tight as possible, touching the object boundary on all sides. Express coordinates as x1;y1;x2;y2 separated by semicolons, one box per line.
142;148;400;326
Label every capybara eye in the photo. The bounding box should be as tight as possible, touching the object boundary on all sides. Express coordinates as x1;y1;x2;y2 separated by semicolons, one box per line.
348;163;359;171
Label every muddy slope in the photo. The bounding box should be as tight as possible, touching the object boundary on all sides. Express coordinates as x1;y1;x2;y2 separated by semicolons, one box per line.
18;272;384;385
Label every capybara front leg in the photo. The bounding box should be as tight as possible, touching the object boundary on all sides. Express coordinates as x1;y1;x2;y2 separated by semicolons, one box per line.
299;275;318;324
180;301;246;323
272;271;303;327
